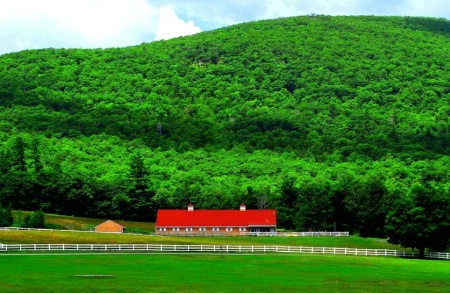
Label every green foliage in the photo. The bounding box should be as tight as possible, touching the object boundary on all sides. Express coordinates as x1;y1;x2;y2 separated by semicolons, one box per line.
385;183;450;257
1;16;449;158
23;210;46;228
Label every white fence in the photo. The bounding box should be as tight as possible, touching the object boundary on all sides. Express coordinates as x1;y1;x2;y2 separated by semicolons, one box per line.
241;232;349;237
0;227;96;233
0;243;448;260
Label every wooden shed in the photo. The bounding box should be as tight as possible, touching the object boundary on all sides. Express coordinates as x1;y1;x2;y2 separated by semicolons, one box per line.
95;220;125;233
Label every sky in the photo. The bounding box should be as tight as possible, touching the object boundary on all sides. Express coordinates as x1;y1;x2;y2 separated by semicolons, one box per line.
0;0;448;55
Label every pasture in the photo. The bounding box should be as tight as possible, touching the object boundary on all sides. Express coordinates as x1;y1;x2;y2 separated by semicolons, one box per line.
0;229;406;250
11;211;155;232
0;253;448;292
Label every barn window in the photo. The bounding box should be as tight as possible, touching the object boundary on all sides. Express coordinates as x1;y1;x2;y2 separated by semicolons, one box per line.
159;228;166;232
239;227;246;232
226;228;233;232
186;228;193;232
199;228;206;232
212;228;220;232
173;228;179;232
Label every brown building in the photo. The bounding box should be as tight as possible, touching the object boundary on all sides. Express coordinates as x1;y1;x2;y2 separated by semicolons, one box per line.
155;204;277;236
95;220;125;233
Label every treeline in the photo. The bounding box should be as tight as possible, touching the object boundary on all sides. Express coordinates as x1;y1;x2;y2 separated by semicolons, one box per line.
0;134;449;234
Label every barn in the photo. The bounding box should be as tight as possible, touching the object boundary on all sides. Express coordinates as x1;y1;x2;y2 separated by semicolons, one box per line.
95;220;126;233
155;204;276;235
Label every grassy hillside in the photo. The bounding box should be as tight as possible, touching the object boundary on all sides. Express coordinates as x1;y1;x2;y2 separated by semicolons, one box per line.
0;16;449;244
11;211;154;231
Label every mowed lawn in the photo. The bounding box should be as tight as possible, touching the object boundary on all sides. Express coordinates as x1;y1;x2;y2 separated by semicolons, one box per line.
0;253;448;292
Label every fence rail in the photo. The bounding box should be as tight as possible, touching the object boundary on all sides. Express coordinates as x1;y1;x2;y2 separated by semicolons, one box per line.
241;232;349;237
0;227;95;233
0;243;448;260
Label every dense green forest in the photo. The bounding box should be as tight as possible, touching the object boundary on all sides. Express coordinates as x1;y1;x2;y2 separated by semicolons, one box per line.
0;16;449;250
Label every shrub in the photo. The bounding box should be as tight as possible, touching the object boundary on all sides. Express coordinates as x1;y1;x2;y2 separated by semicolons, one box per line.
0;205;13;227
23;210;46;228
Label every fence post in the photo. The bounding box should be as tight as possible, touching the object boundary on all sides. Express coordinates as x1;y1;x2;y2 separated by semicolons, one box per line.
252;245;254;253
344;248;347;255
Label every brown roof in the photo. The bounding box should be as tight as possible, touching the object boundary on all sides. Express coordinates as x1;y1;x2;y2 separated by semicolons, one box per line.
96;220;125;228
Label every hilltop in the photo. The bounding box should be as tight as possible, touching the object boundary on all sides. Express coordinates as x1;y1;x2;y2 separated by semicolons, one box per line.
0;16;449;241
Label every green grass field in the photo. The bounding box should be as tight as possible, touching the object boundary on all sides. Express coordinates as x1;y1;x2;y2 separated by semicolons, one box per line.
0;253;448;292
0;230;407;250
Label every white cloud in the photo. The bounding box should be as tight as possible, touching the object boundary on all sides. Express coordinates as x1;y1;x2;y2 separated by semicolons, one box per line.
0;0;159;54
155;5;201;40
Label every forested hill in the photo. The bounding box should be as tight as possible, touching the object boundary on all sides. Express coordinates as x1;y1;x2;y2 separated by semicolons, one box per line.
1;16;450;238
1;16;450;157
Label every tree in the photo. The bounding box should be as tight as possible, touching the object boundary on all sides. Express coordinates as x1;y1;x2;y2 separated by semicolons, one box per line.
385;183;450;258
127;152;155;220
11;137;27;172
276;177;299;230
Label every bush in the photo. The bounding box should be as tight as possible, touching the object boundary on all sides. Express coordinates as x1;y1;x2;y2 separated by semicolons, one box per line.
0;205;13;227
23;210;46;228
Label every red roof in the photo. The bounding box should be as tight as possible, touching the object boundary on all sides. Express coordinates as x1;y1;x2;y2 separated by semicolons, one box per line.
155;209;276;227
